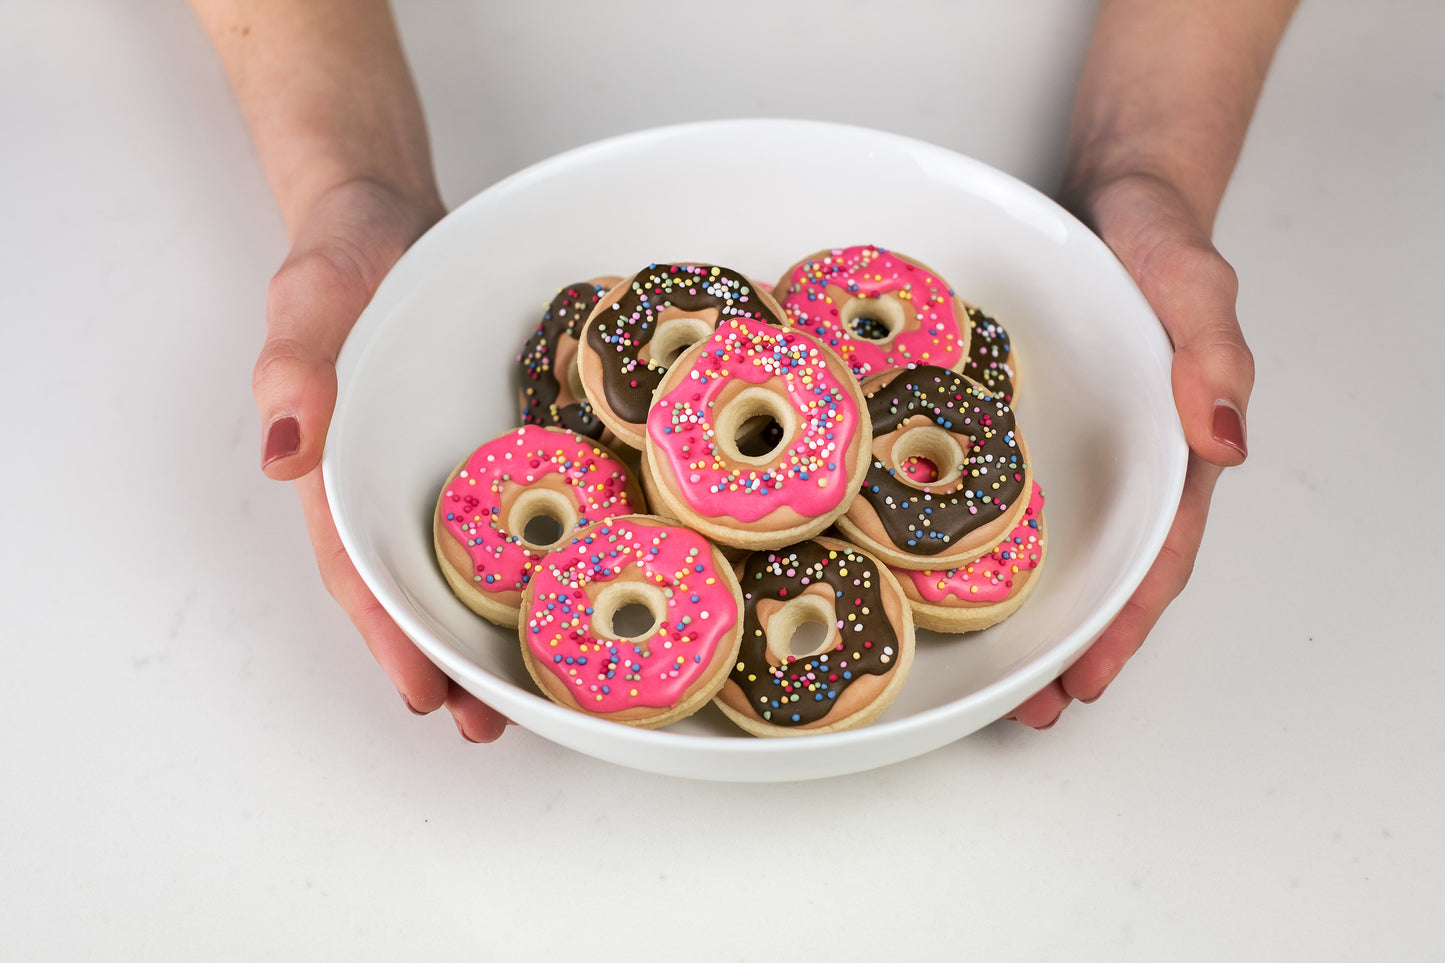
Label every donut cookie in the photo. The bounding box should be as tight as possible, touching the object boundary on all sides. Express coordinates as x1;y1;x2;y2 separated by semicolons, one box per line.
890;482;1046;632
519;514;743;728
578;263;786;449
434;425;644;627
644;316;871;550
517;276;622;440
775;245;972;380
715;537;915;736
836;364;1031;570
960;304;1017;403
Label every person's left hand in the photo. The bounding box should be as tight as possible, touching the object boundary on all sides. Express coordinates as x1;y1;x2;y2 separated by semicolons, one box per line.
1010;171;1253;728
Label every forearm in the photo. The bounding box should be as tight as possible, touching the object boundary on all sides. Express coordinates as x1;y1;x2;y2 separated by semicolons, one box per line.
188;0;442;235
1061;0;1299;232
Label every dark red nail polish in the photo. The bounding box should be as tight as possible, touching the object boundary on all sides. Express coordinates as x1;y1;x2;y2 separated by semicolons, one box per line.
1211;402;1247;459
263;416;301;467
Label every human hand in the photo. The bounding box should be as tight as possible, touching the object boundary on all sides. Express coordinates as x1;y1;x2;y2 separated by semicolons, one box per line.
257;178;509;743
1009;171;1253;728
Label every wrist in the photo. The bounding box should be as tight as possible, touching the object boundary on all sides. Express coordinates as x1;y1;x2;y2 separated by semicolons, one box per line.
266;132;445;237
191;0;444;236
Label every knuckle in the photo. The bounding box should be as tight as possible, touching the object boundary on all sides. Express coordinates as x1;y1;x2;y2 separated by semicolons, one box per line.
251;334;311;391
1139;236;1240;311
267;246;366;321
1153;540;1196;603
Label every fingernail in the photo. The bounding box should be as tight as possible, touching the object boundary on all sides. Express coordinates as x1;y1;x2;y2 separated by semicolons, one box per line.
403;695;427;716
1211;401;1248;459
454;716;482;744
263;415;301;467
1081;685;1109;705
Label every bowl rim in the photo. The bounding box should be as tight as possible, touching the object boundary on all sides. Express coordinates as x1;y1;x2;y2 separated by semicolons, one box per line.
322;118;1189;779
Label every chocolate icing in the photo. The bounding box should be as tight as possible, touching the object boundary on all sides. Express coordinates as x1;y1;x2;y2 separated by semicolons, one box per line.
859;365;1026;556
584;264;782;426
960;305;1014;402
732;541;900;727
517;281;610;439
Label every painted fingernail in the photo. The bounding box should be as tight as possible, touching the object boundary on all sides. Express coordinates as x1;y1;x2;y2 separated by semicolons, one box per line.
263;415;301;467
403;695;427;716
1081;685;1109;705
1211;401;1248;459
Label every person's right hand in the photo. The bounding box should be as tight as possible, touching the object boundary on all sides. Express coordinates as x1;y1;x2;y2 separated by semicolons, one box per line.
256;177;509;743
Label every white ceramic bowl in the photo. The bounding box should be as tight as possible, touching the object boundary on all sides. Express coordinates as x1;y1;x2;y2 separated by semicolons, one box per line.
324;119;1187;782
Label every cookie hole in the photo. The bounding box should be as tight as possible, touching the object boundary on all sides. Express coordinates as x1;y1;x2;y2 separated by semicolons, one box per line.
764;593;837;663
841;295;907;343
648;316;716;368
714;387;797;466
521;513;565;548
899;456;939;484
734;414;787;459
592;582;668;641
786;618;833;658
610;603;658;639
507;488;579;554
890;426;966;489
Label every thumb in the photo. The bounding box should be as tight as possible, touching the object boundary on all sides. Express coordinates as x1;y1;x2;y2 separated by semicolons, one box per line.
255;244;368;480
255;182;440;480
1146;238;1254;468
1088;179;1255;468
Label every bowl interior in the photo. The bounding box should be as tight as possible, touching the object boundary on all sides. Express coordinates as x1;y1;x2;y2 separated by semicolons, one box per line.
324;120;1185;781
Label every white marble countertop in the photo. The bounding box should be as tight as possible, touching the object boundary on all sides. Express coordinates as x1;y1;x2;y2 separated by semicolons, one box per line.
3;1;1442;958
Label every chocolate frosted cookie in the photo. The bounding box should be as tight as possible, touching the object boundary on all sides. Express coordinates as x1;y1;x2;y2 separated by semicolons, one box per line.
836;364;1032;570
577;263;785;450
715;537;914;736
517;277;620;441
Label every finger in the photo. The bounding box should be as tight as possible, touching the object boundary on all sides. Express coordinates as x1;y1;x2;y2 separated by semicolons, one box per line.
1008;680;1071;730
295;470;451;713
1091;179;1254;468
1149;240;1254;468
1061;455;1223;703
255;242;371;481
255;182;437;481
446;680;511;744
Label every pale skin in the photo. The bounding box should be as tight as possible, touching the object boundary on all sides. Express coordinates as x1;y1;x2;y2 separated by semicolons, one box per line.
190;0;1297;740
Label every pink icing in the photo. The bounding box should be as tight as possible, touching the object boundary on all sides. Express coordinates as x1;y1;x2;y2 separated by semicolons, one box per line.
524;517;738;712
438;425;638;595
899;456;940;484
779;245;967;378
898;483;1044;604
646;317;861;523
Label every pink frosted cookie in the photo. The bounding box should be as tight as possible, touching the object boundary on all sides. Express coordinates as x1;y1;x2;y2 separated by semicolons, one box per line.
774;245;973;380
433;425;644;627
643;316;871;550
519;514;743;728
889;482;1046;633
